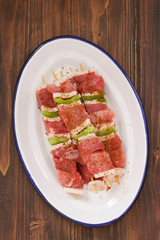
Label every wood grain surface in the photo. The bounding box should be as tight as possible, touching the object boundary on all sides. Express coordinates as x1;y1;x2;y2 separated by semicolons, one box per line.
0;0;159;239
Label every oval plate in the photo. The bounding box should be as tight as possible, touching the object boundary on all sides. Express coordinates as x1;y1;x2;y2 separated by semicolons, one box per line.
13;36;148;226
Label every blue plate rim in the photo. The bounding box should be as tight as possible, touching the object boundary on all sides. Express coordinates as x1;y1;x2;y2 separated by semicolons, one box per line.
12;35;149;227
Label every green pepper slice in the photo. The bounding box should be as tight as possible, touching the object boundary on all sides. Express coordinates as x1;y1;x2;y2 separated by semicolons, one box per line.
54;95;80;104
82;94;106;102
42;110;59;118
74;125;95;140
97;127;116;136
48;136;68;145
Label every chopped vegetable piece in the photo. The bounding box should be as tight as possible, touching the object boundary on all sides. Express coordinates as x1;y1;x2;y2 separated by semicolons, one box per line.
48;136;68;145
74;125;95;139
98;98;107;102
82;94;106;102
97;127;116;136
42;110;59;118
54;95;79;104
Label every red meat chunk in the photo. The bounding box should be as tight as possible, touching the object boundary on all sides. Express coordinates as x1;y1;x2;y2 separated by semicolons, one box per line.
36;87;56;109
57;170;83;188
78;75;105;94
103;134;122;152
47;79;76;93
78;164;94;183
70;71;96;88
77;136;104;156
109;147;125;168
58;102;89;131
43;119;68;135
60;149;84;165
86;151;113;174
50;143;76;159
85;103;108;114
53;157;77;173
90;109;115;125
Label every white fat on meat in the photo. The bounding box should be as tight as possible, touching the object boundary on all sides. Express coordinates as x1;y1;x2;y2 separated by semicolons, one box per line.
88;180;105;191
41;105;58;112
95;121;115;132
94;168;125;179
85;100;106;105
64;187;83;195
58;100;81;107
42;116;61;122
47;132;70;139
71;118;91;137
100;132;116;141
82;91;101;96
53;91;77;99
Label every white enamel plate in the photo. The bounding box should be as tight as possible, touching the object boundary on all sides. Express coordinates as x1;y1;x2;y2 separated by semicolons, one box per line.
13;36;148;226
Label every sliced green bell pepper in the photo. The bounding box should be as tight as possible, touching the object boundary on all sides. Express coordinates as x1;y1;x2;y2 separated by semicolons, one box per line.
74;125;95;140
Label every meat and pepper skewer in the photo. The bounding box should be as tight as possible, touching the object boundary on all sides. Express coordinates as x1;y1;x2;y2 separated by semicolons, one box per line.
36;76;84;198
48;71;114;190
69;65;125;185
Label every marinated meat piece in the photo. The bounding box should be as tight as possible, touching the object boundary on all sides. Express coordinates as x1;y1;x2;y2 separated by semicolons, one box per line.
43;119;69;135
53;157;77;173
103;134;122;152
90;109;115;125
58;102;89;131
77;136;104;155
36;87;56;109
85;103;108;114
57;170;83;188
109;147;125;168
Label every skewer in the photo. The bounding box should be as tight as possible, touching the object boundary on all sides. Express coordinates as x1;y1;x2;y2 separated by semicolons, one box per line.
60;71;63;77
104;176;111;190
91;177;97;193
42;72;79;199
79;64;123;188
80;64;83;71
74;194;78;198
51;70;58;81
42;74;46;84
115;175;120;185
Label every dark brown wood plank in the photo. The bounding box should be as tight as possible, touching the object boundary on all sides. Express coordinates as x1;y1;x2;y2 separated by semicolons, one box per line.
0;0;159;239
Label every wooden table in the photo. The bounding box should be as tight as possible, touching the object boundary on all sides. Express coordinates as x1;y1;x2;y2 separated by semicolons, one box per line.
0;0;159;239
